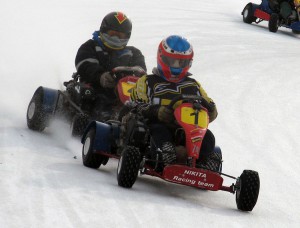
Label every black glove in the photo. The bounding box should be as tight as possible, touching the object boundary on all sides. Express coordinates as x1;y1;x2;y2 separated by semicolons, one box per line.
157;106;174;123
100;72;116;88
204;101;216;113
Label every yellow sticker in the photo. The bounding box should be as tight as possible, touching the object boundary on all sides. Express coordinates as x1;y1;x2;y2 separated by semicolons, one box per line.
180;107;208;128
122;82;136;96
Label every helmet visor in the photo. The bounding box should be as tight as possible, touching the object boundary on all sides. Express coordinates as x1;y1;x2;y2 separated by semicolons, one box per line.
161;55;191;68
100;32;129;50
106;30;130;39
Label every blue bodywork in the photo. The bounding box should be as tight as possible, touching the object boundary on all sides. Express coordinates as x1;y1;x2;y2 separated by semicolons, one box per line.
258;0;273;14
244;0;272;14
81;121;120;153
38;86;59;114
290;20;300;30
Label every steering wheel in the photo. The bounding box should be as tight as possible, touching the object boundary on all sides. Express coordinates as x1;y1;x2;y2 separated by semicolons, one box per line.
111;66;146;80
167;94;213;112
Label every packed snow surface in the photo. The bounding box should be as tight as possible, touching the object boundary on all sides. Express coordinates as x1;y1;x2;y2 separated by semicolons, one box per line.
1;0;300;227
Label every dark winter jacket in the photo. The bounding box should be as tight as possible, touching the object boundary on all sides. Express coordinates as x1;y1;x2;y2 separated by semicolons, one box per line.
269;0;294;12
130;68;218;123
75;34;146;98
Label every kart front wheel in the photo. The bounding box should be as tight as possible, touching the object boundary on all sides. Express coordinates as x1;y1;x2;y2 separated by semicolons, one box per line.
242;4;256;24
236;170;260;211
269;13;279;33
117;146;141;188
82;127;107;169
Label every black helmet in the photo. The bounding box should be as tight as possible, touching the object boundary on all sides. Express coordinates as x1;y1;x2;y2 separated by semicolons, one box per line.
99;12;132;50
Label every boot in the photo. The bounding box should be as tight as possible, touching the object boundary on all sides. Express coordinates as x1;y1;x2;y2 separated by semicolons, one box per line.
176;145;187;164
197;152;222;172
161;142;177;165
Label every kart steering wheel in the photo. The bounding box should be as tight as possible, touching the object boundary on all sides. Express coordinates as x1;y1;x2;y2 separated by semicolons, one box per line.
167;94;212;111
111;66;146;80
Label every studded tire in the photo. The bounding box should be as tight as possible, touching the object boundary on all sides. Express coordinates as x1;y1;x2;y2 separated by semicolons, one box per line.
213;146;223;172
242;4;256;24
117;146;141;188
82;127;107;169
292;29;300;34
236;170;260;211
27;87;48;131
269;13;279;33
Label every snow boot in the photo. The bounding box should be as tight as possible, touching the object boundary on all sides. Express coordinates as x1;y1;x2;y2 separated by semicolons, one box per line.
197;151;222;172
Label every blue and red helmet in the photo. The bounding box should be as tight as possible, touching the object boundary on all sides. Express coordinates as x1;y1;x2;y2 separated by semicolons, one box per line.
157;35;193;83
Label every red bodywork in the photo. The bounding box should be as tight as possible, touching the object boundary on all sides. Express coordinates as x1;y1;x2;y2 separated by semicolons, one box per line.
254;8;270;21
142;102;234;193
117;76;139;104
163;165;223;191
174;103;207;161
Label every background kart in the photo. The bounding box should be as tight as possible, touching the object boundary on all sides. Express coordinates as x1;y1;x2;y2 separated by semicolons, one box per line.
81;94;260;212
26;66;143;136
242;0;300;33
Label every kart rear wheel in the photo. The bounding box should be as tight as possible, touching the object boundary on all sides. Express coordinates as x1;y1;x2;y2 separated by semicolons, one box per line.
82;127;107;169
27;87;47;131
269;13;279;33
242;4;256;24
292;29;300;34
236;170;260;211
117;146;141;188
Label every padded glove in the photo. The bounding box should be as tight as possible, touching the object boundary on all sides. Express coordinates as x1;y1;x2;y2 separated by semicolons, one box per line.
157;106;174;123
100;72;116;88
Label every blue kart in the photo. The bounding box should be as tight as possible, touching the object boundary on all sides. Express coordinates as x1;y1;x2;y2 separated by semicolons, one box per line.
242;0;300;33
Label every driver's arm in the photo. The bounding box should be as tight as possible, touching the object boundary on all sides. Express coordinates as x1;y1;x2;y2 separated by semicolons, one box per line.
75;40;106;85
197;82;218;122
130;75;160;120
129;47;147;73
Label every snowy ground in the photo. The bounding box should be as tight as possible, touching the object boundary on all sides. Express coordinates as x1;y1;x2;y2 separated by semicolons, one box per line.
1;0;300;227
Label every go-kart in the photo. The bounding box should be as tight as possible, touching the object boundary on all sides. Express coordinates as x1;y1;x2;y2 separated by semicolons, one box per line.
242;0;300;33
26;66;143;136
81;94;260;211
